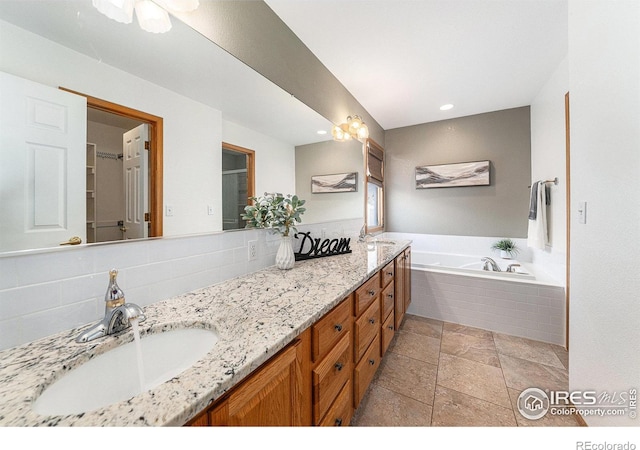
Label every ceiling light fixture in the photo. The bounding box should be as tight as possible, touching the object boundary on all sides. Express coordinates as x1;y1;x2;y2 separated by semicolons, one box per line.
332;115;370;142
92;0;199;34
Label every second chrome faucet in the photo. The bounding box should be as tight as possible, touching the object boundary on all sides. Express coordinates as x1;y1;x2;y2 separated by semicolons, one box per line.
76;269;145;343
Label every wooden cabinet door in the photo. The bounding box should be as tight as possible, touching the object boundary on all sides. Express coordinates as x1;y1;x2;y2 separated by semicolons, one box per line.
404;247;412;308
394;253;405;330
211;340;303;426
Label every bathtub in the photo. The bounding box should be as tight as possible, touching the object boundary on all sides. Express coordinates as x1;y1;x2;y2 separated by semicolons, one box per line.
411;251;537;282
382;233;566;346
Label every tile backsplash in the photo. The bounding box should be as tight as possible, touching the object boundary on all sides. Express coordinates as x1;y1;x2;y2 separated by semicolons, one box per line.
0;218;362;351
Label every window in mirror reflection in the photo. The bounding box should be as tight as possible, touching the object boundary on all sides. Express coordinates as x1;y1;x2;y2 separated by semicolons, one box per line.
365;140;384;233
367;182;382;229
222;143;255;230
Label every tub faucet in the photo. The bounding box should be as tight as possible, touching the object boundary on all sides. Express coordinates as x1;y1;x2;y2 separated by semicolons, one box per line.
481;257;501;272
76;269;146;343
506;263;521;273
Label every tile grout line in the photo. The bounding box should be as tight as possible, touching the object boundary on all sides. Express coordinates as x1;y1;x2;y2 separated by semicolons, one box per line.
492;331;521;426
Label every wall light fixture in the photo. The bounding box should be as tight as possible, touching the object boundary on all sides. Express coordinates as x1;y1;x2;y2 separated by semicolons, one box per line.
92;0;199;34
332;115;370;142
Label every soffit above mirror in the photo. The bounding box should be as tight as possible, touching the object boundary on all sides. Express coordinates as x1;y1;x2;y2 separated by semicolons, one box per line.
0;0;333;146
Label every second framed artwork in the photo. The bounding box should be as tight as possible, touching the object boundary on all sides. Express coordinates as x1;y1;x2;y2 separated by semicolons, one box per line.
415;160;490;189
311;172;358;193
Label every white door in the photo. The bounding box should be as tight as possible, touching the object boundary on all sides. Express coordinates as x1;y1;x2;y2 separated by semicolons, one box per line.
0;71;87;252
122;124;148;240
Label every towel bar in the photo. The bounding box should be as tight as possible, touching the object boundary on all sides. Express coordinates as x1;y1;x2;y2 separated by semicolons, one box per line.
528;177;558;188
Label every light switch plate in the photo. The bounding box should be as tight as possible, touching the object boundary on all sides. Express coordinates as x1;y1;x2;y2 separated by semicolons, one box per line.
578;201;587;224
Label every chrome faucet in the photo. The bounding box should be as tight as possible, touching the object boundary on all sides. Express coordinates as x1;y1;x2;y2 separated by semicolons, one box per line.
359;224;374;243
506;263;521;273
481;257;501;272
76;269;146;343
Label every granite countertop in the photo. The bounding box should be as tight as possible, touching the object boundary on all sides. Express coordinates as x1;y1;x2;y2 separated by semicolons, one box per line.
0;239;410;426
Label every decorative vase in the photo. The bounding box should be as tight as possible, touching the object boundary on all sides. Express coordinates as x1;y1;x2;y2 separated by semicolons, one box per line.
275;235;295;270
500;250;511;259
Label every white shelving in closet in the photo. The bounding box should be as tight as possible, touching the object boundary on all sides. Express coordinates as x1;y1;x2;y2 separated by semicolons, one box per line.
86;142;97;243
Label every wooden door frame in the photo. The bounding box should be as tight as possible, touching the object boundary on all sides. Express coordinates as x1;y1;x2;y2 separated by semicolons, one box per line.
364;138;385;234
60;88;163;237
222;142;255;200
565;91;571;351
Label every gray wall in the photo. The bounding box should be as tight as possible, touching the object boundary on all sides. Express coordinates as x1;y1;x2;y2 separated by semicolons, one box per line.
295;139;364;225
385;107;531;237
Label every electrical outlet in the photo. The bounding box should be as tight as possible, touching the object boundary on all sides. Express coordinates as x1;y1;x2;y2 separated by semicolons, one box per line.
207;205;214;215
165;205;174;216
248;240;257;261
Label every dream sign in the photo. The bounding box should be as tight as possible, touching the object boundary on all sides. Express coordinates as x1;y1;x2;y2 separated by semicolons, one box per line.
294;232;352;261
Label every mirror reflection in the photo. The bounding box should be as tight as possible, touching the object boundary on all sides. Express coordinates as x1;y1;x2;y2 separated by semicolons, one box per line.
0;0;343;255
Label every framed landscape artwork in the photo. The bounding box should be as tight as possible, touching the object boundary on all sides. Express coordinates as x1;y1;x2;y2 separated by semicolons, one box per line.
311;172;358;193
416;160;490;189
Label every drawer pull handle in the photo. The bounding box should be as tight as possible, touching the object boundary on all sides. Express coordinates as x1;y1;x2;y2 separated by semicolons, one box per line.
387;293;394;298
368;290;376;296
388;325;394;330
334;324;343;332
369;359;376;366
335;418;343;427
368;318;375;324
387;271;393;276
335;362;343;371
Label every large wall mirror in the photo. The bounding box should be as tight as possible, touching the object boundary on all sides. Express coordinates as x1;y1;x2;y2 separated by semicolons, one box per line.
0;1;364;255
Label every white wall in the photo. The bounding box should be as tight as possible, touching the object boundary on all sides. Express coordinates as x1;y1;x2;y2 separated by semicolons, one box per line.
529;56;569;283
222;120;296;196
0;20;223;237
568;0;639;426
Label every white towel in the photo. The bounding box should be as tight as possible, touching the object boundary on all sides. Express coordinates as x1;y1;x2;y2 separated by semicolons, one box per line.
527;182;548;249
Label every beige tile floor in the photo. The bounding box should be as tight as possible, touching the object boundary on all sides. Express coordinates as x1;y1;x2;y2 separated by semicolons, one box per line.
352;314;581;427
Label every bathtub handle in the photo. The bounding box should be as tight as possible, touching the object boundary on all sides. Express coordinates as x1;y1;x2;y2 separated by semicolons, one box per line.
506;264;521;273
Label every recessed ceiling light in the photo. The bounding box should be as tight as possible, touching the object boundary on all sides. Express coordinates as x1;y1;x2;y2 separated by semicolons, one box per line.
440;104;454;111
317;130;327;135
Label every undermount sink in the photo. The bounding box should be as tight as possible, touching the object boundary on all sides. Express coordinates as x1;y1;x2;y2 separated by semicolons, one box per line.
32;327;218;416
366;239;396;248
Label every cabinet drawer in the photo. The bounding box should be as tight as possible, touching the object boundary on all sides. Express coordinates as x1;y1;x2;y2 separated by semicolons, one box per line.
354;272;380;316
312;296;352;362
318;379;353;427
381;281;394;321
353;336;381;408
354;299;380;362
381;311;395;357
313;333;352;425
380;261;395;288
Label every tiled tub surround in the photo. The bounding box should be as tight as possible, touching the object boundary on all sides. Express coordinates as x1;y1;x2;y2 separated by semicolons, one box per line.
0;237;409;426
382;232;566;346
0;218;363;351
409;267;565;346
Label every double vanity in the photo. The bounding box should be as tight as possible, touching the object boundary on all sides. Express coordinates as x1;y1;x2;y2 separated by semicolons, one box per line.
0;239;410;426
